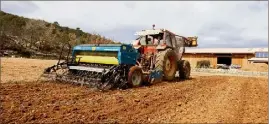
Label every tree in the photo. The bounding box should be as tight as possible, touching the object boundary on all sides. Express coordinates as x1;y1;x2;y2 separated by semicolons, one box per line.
75;27;83;37
53;21;59;27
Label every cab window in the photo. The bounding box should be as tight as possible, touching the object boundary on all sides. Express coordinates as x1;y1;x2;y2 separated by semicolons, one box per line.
137;36;146;45
165;33;172;47
171;35;176;47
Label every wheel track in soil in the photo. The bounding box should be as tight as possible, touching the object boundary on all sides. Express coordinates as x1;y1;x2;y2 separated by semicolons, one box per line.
145;76;268;123
152;76;230;123
98;76;229;123
239;77;268;123
222;77;268;123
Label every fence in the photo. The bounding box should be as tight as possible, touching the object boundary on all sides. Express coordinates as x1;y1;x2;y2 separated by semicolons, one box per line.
192;68;268;77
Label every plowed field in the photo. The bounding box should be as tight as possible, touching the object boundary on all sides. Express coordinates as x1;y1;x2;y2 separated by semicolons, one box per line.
0;58;268;123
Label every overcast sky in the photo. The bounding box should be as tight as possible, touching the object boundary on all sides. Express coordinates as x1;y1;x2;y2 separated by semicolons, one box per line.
1;1;268;48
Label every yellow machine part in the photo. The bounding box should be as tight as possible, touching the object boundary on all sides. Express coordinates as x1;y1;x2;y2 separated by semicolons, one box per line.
187;36;198;47
75;55;119;65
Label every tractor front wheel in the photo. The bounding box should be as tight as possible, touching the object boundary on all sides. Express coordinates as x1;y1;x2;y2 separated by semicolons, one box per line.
178;60;191;79
128;66;143;88
155;49;178;81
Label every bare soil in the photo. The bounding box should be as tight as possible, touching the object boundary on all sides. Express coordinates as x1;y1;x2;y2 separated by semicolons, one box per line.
0;58;268;123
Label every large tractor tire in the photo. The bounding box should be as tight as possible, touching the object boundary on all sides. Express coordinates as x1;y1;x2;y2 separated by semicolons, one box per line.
178;60;191;79
155;49;178;81
128;66;143;88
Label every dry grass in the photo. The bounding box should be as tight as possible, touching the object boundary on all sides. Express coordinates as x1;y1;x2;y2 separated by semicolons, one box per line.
241;63;268;72
1;58;267;84
1;57;57;83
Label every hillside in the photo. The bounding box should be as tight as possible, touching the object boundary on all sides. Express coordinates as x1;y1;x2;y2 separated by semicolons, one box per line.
0;11;120;58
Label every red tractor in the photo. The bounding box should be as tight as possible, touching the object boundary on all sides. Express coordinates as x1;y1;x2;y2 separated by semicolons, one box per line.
131;25;198;86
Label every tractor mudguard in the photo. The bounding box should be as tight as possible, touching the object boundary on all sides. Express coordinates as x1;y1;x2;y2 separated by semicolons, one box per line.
156;45;167;50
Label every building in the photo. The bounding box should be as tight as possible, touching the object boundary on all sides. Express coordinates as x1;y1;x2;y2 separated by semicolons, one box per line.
183;48;268;68
248;51;268;63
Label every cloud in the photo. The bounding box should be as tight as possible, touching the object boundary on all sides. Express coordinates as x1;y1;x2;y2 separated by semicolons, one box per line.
123;1;137;9
99;25;145;42
1;1;39;15
1;1;268;48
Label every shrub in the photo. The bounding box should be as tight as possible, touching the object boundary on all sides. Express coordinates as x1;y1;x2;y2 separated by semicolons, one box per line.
45;23;51;27
20;50;31;58
196;60;210;68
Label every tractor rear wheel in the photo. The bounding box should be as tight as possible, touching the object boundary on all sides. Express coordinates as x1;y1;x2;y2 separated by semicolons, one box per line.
155;49;178;81
178;60;191;79
128;66;143;88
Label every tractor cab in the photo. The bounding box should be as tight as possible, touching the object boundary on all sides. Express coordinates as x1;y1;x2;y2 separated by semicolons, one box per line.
132;28;173;49
134;30;164;46
132;25;198;51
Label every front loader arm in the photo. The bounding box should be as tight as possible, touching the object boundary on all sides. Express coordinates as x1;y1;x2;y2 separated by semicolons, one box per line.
176;35;198;47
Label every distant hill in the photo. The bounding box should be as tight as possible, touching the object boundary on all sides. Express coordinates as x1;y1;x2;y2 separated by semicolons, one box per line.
0;11;120;58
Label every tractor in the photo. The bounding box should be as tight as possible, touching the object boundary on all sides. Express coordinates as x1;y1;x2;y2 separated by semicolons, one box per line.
130;25;198;85
42;25;198;90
